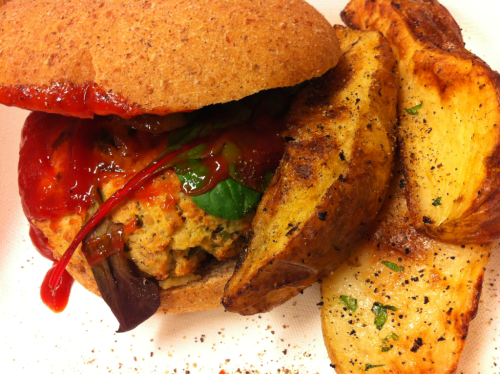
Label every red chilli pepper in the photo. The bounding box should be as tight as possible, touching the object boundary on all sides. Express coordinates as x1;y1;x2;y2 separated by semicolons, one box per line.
48;143;198;291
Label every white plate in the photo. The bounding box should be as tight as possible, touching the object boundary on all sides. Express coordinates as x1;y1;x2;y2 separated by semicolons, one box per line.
0;1;499;373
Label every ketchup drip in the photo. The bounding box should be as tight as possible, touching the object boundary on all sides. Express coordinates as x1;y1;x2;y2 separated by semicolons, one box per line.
40;262;74;313
0;82;172;119
29;225;55;261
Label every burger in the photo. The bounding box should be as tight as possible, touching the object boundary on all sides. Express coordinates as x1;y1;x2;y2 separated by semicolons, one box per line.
0;0;340;331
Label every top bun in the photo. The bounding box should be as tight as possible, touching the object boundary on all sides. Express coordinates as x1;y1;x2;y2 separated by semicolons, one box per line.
0;0;340;118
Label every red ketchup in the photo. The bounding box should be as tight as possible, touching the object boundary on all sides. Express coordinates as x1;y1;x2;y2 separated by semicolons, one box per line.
40;262;74;313
19;112;171;312
0;82;173;119
29;225;54;261
19;96;286;312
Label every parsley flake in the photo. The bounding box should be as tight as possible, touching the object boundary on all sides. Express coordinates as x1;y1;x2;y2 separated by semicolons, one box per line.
432;197;442;206
382;261;404;272
340;295;358;312
405;101;423;115
385;332;399;341
365;363;385;371
372;302;398;330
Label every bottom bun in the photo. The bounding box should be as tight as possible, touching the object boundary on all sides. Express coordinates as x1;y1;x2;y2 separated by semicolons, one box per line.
66;257;237;314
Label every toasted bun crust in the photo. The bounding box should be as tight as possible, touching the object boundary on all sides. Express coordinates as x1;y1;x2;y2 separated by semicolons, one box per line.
0;0;340;117
66;256;237;314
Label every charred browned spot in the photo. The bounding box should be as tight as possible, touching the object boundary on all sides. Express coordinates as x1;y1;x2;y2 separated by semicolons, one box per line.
401;0;464;49
486;141;500;170
469;273;484;320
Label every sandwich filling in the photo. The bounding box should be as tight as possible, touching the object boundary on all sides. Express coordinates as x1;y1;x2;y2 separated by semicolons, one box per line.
19;86;298;331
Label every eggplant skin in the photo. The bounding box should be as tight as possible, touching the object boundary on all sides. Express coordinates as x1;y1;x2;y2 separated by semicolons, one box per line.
222;26;398;315
321;166;493;374
343;0;500;245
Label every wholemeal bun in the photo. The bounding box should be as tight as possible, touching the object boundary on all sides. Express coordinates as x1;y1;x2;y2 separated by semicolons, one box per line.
0;0;340;118
66;256;237;314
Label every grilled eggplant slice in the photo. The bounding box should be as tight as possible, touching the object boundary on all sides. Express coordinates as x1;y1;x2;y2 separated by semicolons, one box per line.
223;26;398;315
321;166;493;373
342;0;500;244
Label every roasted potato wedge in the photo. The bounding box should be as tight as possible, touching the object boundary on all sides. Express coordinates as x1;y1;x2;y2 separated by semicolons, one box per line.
222;26;398;315
321;167;493;374
342;0;500;245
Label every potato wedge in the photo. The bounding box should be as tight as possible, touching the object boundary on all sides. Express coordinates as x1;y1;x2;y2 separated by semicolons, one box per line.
321;167;493;374
342;0;500;245
222;26;398;315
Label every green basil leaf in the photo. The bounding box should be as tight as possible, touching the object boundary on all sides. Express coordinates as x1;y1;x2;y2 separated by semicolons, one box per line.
381;261;404;272
381;346;391;352
340;295;358;312
189;178;261;220
405;101;423;115
365;363;385;371
432;197;442;206
185;144;207;159
176;161;209;192
386;305;398;312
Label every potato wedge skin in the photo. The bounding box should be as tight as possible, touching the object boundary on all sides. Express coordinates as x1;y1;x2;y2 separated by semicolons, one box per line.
321;167;493;374
222;27;398;315
342;0;500;244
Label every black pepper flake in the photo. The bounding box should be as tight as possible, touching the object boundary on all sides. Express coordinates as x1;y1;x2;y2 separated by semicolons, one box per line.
422;216;433;224
399;179;406;188
424;296;429;304
339;152;346;161
410;338;423;352
339;174;347;183
317;212;328;221
317;301;324;306
438;336;446;342
405;248;410;254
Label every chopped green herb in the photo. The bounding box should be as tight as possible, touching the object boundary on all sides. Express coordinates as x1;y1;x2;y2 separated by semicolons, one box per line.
365;363;385;371
385;332;399;341
381;332;399;352
340;295;358;312
432;197;442;206
371;302;398;330
405;101;423;115
381;261;404;272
